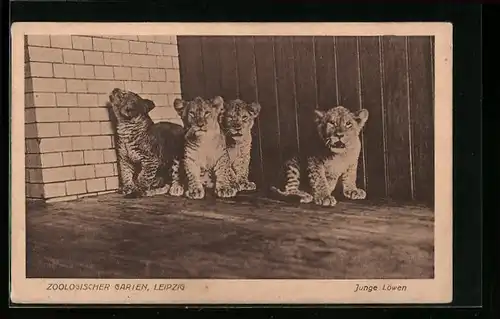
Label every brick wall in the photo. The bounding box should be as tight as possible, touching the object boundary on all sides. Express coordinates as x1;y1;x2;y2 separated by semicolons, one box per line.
24;35;182;202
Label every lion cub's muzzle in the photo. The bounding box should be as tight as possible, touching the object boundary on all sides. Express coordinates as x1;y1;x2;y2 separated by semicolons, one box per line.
325;136;346;150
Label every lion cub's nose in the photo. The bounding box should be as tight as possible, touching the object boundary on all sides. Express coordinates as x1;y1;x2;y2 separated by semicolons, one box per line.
334;132;344;138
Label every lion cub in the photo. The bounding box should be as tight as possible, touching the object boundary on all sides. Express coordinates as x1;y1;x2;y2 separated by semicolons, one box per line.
173;96;239;200
108;88;184;198
219;99;261;192
271;106;369;206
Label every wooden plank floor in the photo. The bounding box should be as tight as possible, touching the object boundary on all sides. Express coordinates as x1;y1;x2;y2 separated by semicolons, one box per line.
26;192;434;279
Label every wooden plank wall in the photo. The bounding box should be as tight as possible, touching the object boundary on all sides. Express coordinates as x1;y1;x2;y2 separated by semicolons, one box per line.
177;36;435;205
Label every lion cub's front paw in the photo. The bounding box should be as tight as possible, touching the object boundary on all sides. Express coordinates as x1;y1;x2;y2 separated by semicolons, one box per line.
299;192;314;204
314;195;337;207
169;182;185;197
238;181;257;192
122;185;142;198
344;188;366;200
185;184;205;200
215;185;238;198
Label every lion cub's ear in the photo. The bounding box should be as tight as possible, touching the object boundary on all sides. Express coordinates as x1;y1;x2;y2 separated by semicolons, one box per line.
354;109;369;128
173;98;185;117
247;102;261;118
314;109;326;124
211;96;225;113
143;99;156;113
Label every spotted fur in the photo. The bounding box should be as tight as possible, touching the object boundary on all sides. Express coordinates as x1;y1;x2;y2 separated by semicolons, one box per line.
271;106;369;206
109;88;184;198
173;96;238;200
219;99;261;192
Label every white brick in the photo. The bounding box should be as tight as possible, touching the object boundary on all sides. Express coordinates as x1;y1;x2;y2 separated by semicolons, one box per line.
86;178;106;192
103;52;123;66
147;42;162;55
93;38;112;51
39;137;73;153
30;123;60;138
72;36;93;50
66;180;87;195
28;47;63;63
103;149;117;163
30;78;66;93
124;81;142;92
90;108;110;121
131;68;149;81
43;182;67;198
59;122;81;136
56;93;78;107
84;150;104;164
66;79;87;93
42;166;75;183
100;121;114;135
105;176;119;190
113;67;132;80
35;108;69;122
74;65;95;79
80;122;101;135
130;41;147;54
162;44;178;56
62;151;84;166
149;69;166;81
40;153;63;168
75;165;95;179
25;109;36;123
157;56;173;69
29;62;53;77
62;49;84;64
94;66;114;79
92;135;112;149
50;35;72;49
53;63;75;78
95;163;114;177
71;136;93;150
111;39;130;53
26;93;56;107
77;93;98;107
166;69;181;82
142;82;159;93
69;108;90;122
84;51;104;65
26;35;51;46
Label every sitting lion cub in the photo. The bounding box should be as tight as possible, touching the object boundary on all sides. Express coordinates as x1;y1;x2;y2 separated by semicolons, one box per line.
219;99;261;192
109;88;185;198
173;96;239;200
271;106;369;206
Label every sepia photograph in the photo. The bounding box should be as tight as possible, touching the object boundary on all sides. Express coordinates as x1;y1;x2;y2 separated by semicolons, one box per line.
10;22;453;304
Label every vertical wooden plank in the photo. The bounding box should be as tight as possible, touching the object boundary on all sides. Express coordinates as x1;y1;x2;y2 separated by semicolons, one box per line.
293;36;318;155
253;37;281;188
408;36;434;206
358;36;387;199
274;36;300;161
335;36;366;190
218;37;239;100
177;36;206;99
381;36;413;200
235;36;263;188
200;36;222;99
314;36;338;110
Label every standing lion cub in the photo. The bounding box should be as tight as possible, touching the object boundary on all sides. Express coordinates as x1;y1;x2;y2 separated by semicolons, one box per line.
271;106;369;207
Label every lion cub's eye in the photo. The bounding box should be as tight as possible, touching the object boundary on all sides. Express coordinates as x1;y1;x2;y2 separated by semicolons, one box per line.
242;115;249;121
345;121;352;128
204;111;211;117
189;111;195;117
